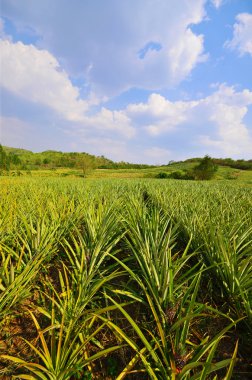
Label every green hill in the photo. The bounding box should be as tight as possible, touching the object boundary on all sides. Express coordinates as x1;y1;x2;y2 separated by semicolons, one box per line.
1;145;252;183
2;145;114;170
1;145;158;171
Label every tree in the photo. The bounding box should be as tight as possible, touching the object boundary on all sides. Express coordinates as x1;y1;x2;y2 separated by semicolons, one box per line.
76;155;96;177
0;145;10;171
10;153;21;166
192;155;218;180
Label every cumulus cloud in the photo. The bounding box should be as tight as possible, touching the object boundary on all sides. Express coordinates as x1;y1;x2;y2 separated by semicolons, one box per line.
2;84;251;162
225;13;252;56
127;93;193;135
81;108;135;139
1;1;251;162
202;94;252;155
62;84;252;160
123;84;252;157
0;38;136;139
167;28;207;82
0;39;89;121
1;0;207;96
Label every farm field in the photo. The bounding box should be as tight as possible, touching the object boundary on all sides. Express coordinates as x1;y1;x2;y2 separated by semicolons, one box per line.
4;164;252;185
0;177;252;379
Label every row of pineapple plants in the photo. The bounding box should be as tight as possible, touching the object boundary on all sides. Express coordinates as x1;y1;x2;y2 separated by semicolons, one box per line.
0;177;251;379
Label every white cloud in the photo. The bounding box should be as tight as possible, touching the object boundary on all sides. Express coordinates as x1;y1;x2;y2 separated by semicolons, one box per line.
202;99;252;156
82;108;135;139
1;0;207;96
123;84;252;157
127;93;196;135
1;1;251;162
0;39;89;121
225;13;252;56
167;28;207;83
2;84;251;162
65;84;252;160
0;39;136;139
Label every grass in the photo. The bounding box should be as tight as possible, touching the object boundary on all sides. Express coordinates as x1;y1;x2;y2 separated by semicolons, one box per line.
4;161;252;184
0;176;251;379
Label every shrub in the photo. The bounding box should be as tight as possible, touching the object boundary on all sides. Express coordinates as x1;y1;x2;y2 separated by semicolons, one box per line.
192;155;218;180
156;172;169;178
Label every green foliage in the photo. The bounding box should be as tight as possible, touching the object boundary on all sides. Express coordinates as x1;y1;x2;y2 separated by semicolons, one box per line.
169;170;194;180
2;146;252;182
213;157;252;170
2;145;113;171
192;155;218;180
156;170;194;180
76;155;96;177
156;171;169;178
0;144;10;171
0;144;21;172
0;178;251;378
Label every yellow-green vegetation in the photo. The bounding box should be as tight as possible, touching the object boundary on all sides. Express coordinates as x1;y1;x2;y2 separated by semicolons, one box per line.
3;164;252;185
0;177;252;379
1;145;252;185
1;145;252;182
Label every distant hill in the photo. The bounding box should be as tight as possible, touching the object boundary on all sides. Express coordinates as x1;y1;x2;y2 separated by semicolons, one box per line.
2;145;113;170
4;146;33;155
184;157;252;171
1;145;252;172
1;145;155;170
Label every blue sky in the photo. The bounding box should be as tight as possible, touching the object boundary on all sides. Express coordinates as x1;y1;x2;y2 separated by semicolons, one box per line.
0;0;252;163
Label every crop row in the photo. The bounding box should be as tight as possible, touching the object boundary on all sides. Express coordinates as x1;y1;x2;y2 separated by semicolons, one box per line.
0;177;251;379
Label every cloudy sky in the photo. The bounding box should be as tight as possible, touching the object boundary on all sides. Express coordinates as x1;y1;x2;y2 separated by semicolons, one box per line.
0;0;252;163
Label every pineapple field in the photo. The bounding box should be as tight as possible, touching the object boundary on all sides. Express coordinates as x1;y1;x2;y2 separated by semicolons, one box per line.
0;177;251;379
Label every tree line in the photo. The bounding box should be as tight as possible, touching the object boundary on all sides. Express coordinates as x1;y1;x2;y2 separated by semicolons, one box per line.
156;155;219;180
184;157;252;171
1;145;251;176
0;145;157;172
0;145;22;171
